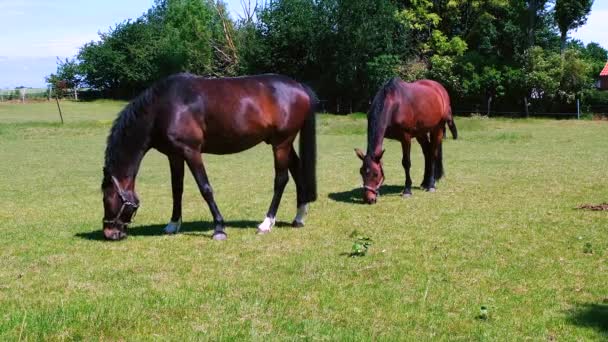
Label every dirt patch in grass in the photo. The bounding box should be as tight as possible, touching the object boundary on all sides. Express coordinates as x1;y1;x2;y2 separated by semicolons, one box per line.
577;203;608;211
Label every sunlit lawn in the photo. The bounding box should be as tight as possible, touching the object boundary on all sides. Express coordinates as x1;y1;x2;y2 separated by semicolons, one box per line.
0;101;606;340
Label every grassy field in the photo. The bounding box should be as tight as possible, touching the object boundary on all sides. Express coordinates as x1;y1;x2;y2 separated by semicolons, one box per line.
0;100;607;340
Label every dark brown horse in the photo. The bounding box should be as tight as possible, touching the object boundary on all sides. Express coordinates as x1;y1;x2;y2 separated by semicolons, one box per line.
355;78;457;204
101;73;317;240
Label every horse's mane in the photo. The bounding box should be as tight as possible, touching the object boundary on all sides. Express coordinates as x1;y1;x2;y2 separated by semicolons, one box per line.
102;74;192;188
367;77;400;155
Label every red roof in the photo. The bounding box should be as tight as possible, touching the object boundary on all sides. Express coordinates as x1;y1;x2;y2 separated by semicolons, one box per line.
601;61;608;77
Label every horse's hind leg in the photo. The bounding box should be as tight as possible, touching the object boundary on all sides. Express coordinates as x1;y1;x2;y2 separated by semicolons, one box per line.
416;135;431;189
184;152;227;240
258;142;292;234
401;134;413;197
426;128;444;192
288;148;307;227
164;155;184;234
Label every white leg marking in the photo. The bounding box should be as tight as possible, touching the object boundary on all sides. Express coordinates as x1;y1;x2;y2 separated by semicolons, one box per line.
293;204;308;226
257;216;275;233
164;218;182;234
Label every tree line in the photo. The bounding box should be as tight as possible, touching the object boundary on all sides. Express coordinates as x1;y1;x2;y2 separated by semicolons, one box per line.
47;0;608;114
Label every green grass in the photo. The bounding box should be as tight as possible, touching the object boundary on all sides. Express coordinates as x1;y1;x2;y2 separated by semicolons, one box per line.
1;101;607;340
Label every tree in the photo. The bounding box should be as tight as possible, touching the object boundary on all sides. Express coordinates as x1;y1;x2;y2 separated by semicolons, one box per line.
46;58;82;99
75;0;234;97
554;0;593;52
526;0;550;47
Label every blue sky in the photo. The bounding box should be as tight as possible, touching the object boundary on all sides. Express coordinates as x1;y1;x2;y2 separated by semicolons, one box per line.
0;0;606;88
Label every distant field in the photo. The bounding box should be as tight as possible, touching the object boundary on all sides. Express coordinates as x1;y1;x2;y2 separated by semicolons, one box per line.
0;101;607;340
0;100;127;123
0;88;47;95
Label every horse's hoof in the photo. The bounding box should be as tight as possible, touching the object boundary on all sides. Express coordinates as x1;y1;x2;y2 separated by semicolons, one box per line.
163;220;181;234
212;231;227;240
292;220;305;228
402;192;412;198
257;217;275;234
426;187;436;193
104;229;127;241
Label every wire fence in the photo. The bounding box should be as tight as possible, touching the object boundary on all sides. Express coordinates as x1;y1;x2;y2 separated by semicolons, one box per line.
452;109;581;118
0;88;49;102
0;88;84;102
3;90;607;119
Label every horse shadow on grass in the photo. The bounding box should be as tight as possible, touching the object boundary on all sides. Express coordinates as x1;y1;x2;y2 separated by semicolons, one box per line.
328;185;406;204
567;302;608;336
75;219;293;241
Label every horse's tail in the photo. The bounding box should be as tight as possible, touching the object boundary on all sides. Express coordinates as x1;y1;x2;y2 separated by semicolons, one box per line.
435;140;444;181
300;85;318;203
447;118;458;140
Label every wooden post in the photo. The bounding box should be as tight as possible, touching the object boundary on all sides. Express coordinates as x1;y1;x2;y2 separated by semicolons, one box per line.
487;96;492;116
576;98;580;120
524;96;530;118
55;97;64;124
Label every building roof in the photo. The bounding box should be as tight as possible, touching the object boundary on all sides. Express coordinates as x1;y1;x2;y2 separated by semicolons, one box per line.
601;61;608;77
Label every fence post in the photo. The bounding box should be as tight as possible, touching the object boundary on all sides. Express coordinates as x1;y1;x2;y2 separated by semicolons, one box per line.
55;96;64;124
576;98;580;120
487;96;492;116
524;96;530;118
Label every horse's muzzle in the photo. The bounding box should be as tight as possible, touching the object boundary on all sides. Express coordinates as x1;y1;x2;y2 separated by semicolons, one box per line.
103;227;127;241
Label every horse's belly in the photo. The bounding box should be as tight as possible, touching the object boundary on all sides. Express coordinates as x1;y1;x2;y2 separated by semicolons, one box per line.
201;134;266;154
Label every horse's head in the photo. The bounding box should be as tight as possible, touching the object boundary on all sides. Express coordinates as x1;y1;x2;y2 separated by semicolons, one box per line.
101;171;139;241
355;148;385;204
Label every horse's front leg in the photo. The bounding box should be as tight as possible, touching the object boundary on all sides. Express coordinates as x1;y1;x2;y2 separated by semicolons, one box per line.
401;134;413;197
258;143;291;234
184;151;226;240
164;155;184;234
416;135;431;190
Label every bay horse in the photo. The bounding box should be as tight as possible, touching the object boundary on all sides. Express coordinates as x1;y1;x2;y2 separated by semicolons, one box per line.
101;73;317;241
355;78;457;204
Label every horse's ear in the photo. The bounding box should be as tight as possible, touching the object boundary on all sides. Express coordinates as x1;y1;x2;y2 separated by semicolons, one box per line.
375;149;385;161
354;148;365;161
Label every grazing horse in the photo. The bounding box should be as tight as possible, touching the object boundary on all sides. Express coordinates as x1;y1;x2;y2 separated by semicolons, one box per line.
355;78;457;204
101;73;317;241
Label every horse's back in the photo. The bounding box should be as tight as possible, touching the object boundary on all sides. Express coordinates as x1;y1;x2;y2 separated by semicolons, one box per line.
412;80;451;116
159;74;314;154
388;79;451;134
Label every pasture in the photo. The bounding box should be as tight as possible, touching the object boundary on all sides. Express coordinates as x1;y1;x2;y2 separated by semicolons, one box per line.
0;101;607;340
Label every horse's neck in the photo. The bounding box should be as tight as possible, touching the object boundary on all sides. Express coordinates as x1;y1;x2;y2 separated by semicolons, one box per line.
367;108;390;157
106;145;147;187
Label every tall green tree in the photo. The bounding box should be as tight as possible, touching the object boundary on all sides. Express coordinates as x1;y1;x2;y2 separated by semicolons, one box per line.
554;0;593;52
46;58;83;99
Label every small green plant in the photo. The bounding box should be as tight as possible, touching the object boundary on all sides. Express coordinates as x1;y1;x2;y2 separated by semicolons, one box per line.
349;230;373;257
477;306;489;320
583;242;593;254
